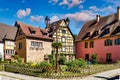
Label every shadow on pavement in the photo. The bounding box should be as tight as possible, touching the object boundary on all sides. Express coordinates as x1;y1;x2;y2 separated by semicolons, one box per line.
94;76;109;79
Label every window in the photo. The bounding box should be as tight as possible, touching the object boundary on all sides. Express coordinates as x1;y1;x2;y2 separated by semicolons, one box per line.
6;41;13;46
62;36;66;42
30;41;43;49
18;42;22;49
39;42;43;48
92;31;99;37
105;28;110;34
62;30;66;34
85;42;88;48
62;47;66;52
115;38;120;45
90;41;94;48
104;39;112;46
29;28;36;34
106;53;112;62
31;41;34;47
82;32;90;40
31;31;36;34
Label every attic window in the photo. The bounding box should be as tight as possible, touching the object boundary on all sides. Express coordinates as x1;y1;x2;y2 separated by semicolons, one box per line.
111;26;120;35
82;32;90;40
90;31;99;38
86;32;90;37
116;26;120;32
40;29;48;36
95;31;99;35
31;31;36;34
104;28;110;34
29;27;36;34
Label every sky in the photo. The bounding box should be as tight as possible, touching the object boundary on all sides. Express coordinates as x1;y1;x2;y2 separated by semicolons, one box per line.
0;0;120;34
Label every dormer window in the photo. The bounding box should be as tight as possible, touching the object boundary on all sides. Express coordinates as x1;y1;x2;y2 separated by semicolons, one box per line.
82;32;90;40
111;26;120;35
85;32;90;37
31;31;36;34
91;31;99;38
29;27;36;34
95;31;99;35
40;29;48;36
114;26;120;33
105;28;110;34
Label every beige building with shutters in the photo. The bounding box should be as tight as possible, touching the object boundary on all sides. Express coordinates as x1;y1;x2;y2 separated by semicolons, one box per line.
15;21;53;63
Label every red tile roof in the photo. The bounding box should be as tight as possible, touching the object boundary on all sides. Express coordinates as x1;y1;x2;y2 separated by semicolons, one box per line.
0;23;17;41
76;13;120;41
15;21;53;41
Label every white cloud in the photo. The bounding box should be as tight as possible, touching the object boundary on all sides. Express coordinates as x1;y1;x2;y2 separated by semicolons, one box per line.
59;0;69;6
66;10;96;22
53;0;58;3
89;6;99;12
49;0;58;4
89;6;115;13
68;0;84;9
106;0;120;6
30;15;43;22
50;15;59;23
17;8;31;18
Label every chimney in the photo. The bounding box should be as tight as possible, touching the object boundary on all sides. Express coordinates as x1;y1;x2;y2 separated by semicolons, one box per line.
96;15;100;22
117;7;120;21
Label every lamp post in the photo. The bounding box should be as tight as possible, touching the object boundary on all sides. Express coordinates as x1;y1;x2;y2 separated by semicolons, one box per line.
65;17;70;26
45;16;50;28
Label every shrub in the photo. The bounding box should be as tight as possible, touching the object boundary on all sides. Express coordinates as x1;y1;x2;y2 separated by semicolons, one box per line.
91;54;98;64
12;55;20;59
58;55;66;65
17;58;23;64
66;59;87;68
116;60;120;64
77;58;87;67
48;54;56;65
35;61;52;72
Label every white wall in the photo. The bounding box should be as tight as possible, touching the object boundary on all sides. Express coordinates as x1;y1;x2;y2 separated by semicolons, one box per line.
0;43;4;60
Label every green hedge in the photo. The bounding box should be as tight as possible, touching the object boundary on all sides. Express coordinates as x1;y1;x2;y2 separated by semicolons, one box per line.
3;63;120;79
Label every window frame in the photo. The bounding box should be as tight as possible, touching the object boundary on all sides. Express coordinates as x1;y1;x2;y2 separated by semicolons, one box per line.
18;42;22;50
90;41;94;48
85;42;88;48
104;39;112;46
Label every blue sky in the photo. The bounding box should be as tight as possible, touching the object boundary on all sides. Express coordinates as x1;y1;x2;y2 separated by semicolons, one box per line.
0;0;120;34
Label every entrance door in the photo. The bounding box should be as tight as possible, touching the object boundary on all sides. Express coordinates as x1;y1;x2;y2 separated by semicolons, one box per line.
85;54;89;61
106;53;112;62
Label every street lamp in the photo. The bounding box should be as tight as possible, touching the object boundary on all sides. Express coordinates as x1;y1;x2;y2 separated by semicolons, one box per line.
65;17;70;26
45;16;50;27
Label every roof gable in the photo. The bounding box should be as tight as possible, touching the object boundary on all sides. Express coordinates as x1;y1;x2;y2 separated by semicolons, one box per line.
60;20;66;26
0;23;17;41
76;13;120;41
46;19;74;38
15;21;53;41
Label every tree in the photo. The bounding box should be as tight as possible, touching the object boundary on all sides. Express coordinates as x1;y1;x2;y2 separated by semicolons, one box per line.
73;34;77;40
51;42;62;72
91;54;98;64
